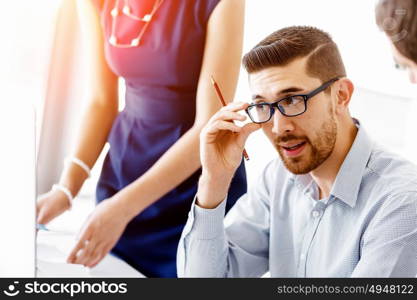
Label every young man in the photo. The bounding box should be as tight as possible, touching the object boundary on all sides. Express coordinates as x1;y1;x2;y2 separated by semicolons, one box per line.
177;26;417;277
376;0;417;83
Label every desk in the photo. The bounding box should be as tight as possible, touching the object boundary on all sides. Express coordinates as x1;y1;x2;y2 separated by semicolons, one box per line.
36;195;144;278
36;229;144;278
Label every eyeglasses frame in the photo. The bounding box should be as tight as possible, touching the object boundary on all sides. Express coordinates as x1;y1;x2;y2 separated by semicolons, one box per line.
245;77;340;124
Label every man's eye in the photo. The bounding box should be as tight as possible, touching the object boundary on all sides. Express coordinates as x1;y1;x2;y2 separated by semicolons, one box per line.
255;104;268;111
280;96;304;107
281;97;297;105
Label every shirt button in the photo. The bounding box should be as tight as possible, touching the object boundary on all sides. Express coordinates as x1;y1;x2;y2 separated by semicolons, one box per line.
300;253;305;260
312;210;320;218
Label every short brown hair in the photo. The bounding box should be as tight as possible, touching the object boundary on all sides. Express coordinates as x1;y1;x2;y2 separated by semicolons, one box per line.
242;26;346;83
375;0;417;63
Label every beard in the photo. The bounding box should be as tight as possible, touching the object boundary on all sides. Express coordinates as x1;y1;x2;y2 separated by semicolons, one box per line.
275;115;337;175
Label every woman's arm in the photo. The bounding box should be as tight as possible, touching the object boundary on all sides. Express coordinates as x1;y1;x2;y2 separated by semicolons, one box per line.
116;0;246;219
37;0;118;224
62;0;119;195
67;0;246;267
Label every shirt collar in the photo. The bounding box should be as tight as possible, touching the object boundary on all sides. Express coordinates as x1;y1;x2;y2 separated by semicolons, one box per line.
290;119;373;208
330;120;373;207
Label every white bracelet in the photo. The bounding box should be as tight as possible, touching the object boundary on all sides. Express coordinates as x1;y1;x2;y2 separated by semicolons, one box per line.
65;157;91;178
52;184;73;209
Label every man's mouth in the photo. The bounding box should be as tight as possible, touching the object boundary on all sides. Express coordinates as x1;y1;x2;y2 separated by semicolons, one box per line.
280;141;307;157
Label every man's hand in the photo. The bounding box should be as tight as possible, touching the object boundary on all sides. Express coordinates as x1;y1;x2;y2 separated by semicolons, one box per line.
198;101;260;208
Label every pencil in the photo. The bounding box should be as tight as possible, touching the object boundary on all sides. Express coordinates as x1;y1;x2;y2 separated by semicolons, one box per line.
210;75;250;161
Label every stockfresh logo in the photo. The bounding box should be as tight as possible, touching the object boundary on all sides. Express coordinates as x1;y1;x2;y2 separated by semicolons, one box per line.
3;281;20;297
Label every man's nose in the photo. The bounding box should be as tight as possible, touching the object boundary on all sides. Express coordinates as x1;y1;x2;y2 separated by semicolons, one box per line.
271;109;295;135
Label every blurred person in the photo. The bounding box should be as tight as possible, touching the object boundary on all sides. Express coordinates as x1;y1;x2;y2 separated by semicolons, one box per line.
375;0;417;83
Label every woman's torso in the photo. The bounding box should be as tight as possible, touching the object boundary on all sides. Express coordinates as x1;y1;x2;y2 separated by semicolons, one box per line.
94;0;247;277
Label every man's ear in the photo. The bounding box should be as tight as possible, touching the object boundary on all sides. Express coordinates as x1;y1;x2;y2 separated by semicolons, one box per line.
334;78;354;115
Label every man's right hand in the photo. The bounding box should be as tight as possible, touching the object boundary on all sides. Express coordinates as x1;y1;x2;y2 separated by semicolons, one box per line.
198;101;261;208
36;189;71;225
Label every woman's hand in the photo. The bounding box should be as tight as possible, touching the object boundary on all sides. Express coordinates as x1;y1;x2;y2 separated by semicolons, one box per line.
36;189;71;225
66;196;131;268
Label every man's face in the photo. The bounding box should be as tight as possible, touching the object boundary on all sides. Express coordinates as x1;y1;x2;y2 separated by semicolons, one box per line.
248;57;338;174
391;42;417;84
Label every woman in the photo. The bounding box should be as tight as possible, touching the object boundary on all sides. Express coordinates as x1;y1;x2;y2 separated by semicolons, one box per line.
36;0;246;277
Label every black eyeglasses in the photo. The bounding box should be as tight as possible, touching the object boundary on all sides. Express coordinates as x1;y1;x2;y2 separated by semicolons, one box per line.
245;77;339;124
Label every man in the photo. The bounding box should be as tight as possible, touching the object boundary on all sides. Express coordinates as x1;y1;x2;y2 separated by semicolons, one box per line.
176;26;417;277
376;0;417;83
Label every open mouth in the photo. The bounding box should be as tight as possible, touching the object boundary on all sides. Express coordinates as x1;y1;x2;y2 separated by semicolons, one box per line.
281;141;307;157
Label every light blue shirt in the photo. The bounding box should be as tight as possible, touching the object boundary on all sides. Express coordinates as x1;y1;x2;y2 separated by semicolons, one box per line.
177;123;417;277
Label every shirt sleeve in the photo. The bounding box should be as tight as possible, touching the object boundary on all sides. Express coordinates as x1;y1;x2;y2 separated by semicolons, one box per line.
351;191;417;277
177;161;275;278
